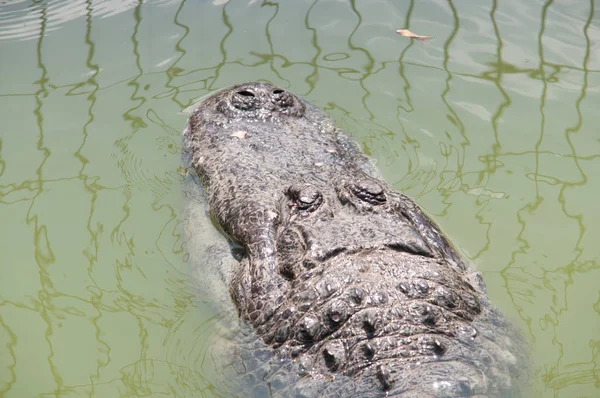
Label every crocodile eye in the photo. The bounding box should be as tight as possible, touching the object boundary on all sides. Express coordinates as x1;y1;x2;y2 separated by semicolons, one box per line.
231;89;259;110
350;178;386;205
287;185;323;213
272;88;295;109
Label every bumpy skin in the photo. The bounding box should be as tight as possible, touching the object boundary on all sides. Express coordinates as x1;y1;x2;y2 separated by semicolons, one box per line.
183;82;525;397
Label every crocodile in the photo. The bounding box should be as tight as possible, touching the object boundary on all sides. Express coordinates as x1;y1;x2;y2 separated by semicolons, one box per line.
182;82;526;397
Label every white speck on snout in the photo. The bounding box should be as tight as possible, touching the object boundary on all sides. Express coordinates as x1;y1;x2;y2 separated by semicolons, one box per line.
231;130;248;139
266;210;278;221
433;380;453;392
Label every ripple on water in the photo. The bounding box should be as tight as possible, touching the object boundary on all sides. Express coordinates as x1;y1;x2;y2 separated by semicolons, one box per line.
0;0;173;41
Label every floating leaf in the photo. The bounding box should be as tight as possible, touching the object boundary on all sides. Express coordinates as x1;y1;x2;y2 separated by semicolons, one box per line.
396;29;432;42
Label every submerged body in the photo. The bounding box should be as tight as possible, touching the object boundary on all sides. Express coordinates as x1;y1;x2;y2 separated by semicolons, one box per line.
183;82;525;396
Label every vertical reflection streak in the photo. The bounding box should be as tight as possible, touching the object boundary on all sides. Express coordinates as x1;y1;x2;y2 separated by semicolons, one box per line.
531;0;554;208
0;133;5;178
0;315;17;394
166;0;189;108
263;2;289;87
210;2;234;89
303;0;321;94
503;0;554;341
394;1;421;179
487;0;517;291
75;1;98;176
488;0;511;170
122;0;146;128
348;0;375;121
24;2;63;395
116;4;148;393
555;0;594;264
79;1;110;393
439;0;467;216
397;0;415;114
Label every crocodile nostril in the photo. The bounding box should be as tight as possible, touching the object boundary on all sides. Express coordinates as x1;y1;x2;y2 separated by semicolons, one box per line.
272;88;295;109
237;90;255;97
231;89;259;111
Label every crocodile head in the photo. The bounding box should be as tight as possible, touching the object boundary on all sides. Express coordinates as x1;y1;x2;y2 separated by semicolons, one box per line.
183;82;526;397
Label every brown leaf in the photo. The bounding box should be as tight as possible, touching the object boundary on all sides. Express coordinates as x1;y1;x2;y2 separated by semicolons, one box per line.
396;29;432;41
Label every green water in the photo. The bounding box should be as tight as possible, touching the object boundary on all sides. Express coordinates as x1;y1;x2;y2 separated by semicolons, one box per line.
1;0;599;396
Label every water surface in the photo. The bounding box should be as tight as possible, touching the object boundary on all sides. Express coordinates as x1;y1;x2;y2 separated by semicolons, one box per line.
1;0;599;396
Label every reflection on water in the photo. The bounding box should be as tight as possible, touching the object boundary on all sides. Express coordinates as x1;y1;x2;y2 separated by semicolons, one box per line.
0;0;144;41
0;0;599;396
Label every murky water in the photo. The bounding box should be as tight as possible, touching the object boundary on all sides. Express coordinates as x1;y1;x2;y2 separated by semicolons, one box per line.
1;0;599;396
